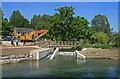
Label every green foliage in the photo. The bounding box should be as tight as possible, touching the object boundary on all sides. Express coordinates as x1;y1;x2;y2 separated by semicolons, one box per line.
2;6;116;48
112;33;120;47
50;6;92;41
59;48;76;52
76;43;112;50
92;44;112;49
9;10;29;28
0;8;3;37
90;32;109;44
76;44;83;50
2;18;13;37
31;14;51;30
91;14;111;36
90;52;97;54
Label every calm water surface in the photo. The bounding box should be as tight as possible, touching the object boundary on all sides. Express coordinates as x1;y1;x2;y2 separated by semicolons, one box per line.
2;56;118;77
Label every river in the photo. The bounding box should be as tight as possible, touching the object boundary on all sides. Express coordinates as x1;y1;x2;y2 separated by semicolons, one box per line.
2;56;118;77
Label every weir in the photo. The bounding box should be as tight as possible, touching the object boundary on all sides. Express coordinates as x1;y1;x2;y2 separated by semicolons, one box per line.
49;48;59;60
30;48;54;60
1;47;86;64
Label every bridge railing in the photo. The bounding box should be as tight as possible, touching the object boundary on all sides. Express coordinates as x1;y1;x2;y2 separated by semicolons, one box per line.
37;41;80;48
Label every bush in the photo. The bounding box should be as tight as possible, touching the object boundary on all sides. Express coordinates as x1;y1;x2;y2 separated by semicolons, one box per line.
90;32;109;44
76;44;83;50
92;44;112;49
76;44;112;50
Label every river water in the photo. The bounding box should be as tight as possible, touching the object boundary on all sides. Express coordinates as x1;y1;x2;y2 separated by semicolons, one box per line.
2;56;118;77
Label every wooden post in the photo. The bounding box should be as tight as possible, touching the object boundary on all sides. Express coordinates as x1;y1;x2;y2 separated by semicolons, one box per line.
65;41;66;47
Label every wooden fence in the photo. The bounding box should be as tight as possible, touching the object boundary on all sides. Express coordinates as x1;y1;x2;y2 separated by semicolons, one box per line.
37;41;80;48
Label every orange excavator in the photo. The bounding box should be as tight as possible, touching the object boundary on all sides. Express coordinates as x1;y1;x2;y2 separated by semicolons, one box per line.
20;30;48;41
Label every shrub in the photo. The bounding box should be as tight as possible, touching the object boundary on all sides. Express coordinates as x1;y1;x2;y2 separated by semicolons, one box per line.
90;32;109;44
76;44;112;50
92;44;112;49
76;44;83;50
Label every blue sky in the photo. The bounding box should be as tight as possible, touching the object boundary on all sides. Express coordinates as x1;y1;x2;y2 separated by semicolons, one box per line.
2;2;118;32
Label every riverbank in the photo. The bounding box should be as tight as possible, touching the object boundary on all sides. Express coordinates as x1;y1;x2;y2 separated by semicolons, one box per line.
2;46;39;55
78;48;118;59
1;46;54;64
1;46;118;65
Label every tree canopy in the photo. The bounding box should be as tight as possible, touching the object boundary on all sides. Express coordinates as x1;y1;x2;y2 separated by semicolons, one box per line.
2;18;13;38
91;14;111;36
31;14;51;30
9;10;29;28
49;6;94;41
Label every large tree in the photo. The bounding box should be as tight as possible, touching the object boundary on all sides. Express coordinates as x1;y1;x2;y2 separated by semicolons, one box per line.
91;14;111;36
9;10;29;28
50;6;75;41
31;14;51;30
50;6;91;41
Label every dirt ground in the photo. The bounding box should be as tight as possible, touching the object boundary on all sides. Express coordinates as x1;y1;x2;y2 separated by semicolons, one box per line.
79;48;119;59
1;46;39;55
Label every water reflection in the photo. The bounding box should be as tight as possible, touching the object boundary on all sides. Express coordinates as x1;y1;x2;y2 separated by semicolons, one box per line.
77;59;86;64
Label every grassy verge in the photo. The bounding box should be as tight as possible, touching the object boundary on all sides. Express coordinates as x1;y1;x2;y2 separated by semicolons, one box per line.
59;44;115;52
76;44;113;50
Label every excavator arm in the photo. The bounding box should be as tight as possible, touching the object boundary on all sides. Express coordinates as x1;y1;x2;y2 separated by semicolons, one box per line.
35;30;48;41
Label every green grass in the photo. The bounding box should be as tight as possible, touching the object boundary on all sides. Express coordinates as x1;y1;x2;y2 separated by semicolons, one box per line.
90;52;97;54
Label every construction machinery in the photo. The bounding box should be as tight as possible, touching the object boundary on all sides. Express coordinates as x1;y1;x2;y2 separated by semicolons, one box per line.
20;30;48;41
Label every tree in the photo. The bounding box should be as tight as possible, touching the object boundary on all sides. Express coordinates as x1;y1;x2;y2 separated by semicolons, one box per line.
31;14;51;30
50;6;75;41
90;32;109;44
9;10;29;28
2;18;13;37
91;14;111;36
0;8;3;37
71;16;94;42
1;8;13;38
112;33;120;47
50;6;92;41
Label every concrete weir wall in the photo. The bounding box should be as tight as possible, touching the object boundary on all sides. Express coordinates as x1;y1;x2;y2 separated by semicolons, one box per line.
0;48;54;64
30;48;54;60
58;50;86;60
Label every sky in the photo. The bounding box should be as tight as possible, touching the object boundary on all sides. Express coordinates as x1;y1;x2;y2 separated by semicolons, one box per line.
2;2;118;32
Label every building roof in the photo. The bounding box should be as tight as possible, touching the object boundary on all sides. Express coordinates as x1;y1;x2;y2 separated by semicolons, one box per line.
15;27;35;33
